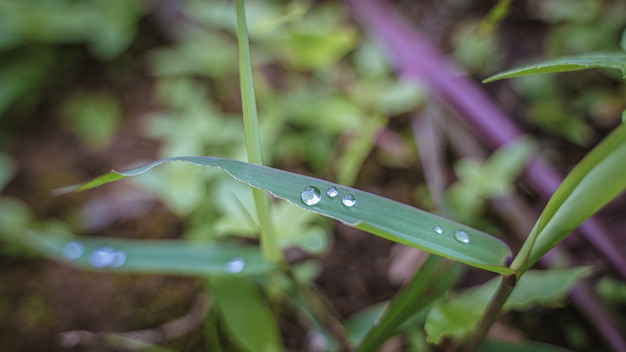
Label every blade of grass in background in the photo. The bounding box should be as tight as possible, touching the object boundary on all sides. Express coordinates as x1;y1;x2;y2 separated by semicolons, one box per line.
235;0;281;262
23;231;276;276
61;156;514;274
357;256;461;351
483;53;626;82
210;276;284;352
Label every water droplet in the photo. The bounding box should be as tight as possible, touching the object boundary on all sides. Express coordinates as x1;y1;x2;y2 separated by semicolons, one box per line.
342;194;356;207
434;226;443;235
88;247;126;268
226;257;245;273
63;241;84;260
326;186;339;198
301;186;322;206
110;250;126;268
89;247;117;268
454;230;470;244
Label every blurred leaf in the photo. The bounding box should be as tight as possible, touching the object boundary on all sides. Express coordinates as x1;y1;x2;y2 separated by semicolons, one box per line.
595;276;626;305
483;53;626;82
275;30;357;70
425;267;590;344
0;51;52;118
210;276;284;352
62;91;122;149
0;154;15;191
345;302;387;346
269;4;357;70
336;115;386;185
515;123;626;271
452;21;502;75
357;256;460;351
212;178;330;253
22;231;276;276
479;340;574;352
0;0;145;59
529;0;599;24
448;138;535;221
62;156;514;274
479;0;512;34
149;32;238;79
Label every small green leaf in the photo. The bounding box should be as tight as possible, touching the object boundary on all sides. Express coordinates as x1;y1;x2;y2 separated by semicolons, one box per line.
210;276;284;352
425;300;477;344
514;123;626;272
483;53;626;82
61;156;514;274
22;231;276;276
425;267;589;344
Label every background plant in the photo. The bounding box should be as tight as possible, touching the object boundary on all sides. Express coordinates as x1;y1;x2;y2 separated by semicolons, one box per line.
1;0;626;351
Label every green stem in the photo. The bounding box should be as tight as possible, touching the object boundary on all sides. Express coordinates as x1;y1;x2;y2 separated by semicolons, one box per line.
235;0;282;262
462;275;515;352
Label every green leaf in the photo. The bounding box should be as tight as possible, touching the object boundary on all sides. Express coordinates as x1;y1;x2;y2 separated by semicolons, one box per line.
505;267;590;310
61;156;514;274
425;267;589;344
483;52;626;82
425;300;477;344
513;123;626;272
357;256;460;351
210;276;284;352
235;0;280;262
22;231;276;276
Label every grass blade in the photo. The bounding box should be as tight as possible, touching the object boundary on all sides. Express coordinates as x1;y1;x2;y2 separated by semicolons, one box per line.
24;231;276;275
357;256;460;351
62;156;514;274
483;52;626;83
210;276;284;352
512;123;626;272
234;0;281;262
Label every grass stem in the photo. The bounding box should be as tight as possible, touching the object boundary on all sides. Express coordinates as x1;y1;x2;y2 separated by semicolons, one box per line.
235;0;283;262
462;276;515;352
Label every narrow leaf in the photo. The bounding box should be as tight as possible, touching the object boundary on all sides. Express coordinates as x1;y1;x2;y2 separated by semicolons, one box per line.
23;231;276;276
483;53;626;82
210;276;284;352
357;256;460;351
514;123;626;272
61;156;514;274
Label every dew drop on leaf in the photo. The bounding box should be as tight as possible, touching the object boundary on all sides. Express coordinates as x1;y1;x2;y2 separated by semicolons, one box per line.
434;226;443;235
63;241;84;260
301;186;322;206
225;257;245;273
454;230;470;244
342;194;356;207
89;246;126;268
326;186;339;198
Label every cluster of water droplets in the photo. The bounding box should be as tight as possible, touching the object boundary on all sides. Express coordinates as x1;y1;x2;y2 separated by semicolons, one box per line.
300;185;472;245
62;241;127;268
301;185;356;208
433;226;471;244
